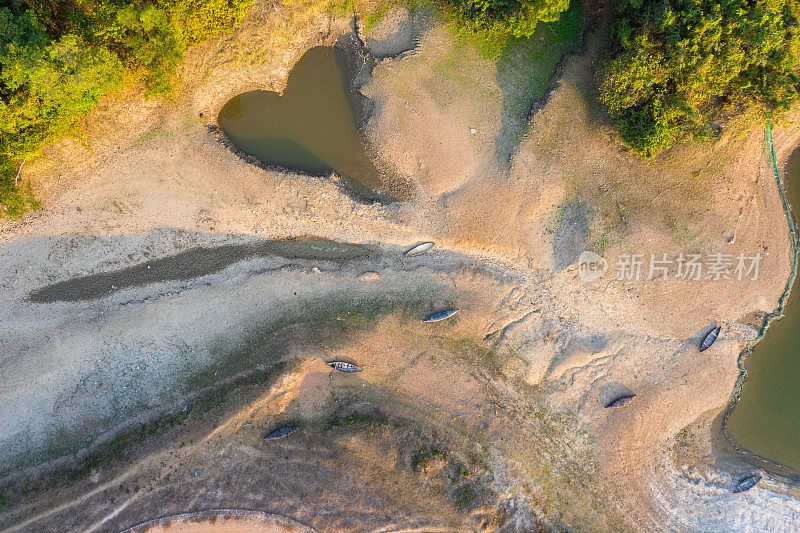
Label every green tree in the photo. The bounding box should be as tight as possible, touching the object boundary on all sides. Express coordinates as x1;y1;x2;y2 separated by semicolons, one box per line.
600;0;800;158
96;3;183;94
160;0;252;45
0;4;122;216
0;0;252;218
456;0;571;38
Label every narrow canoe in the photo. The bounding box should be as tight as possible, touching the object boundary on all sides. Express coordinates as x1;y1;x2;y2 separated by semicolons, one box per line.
732;475;761;493
326;361;363;373
422;309;459;322
264;426;299;440
700;326;722;352
404;242;435;256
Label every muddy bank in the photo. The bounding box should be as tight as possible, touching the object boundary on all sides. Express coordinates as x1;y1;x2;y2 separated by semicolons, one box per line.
29;237;375;302
720;133;800;478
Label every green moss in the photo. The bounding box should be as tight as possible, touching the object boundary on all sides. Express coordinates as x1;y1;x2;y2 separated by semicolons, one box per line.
364;3;394;32
453;483;477;508
442;336;506;377
134;124;167;146
412;443;447;468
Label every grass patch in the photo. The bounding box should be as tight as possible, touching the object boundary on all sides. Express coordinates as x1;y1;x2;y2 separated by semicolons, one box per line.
134;124;167;146
0;166;40;219
412;444;446;468
453;483;477;508
500;395;627;530
440;336;506;377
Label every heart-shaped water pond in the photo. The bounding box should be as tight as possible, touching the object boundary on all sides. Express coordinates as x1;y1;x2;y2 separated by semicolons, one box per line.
218;46;388;200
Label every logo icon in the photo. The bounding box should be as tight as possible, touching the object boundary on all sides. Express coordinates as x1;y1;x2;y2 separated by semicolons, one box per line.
578;251;607;282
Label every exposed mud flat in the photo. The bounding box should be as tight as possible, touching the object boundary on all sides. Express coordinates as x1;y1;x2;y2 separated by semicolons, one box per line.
2;0;800;531
29;237;375;302
120;509;316;532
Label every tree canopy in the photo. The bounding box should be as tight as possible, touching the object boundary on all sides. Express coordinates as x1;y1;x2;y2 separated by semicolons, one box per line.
0;0;251;217
454;0;572;39
600;0;800;158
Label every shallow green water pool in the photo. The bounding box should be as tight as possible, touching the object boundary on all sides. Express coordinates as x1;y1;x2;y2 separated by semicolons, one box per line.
726;146;800;471
218;46;385;200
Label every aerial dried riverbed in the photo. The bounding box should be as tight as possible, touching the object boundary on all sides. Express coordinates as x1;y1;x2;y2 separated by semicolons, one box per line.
2;1;800;531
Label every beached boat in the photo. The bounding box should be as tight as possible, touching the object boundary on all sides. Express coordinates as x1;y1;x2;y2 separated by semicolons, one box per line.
700;325;721;352
326;361;363;373
422;309;459;322
732;474;761;493
264;426;299;439
404;242;435;256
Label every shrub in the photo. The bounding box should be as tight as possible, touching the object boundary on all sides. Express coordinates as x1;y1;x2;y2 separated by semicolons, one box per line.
0;0;252;217
600;0;800;157
454;0;572;39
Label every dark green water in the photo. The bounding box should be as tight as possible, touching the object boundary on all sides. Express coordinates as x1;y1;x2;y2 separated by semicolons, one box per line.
726;146;800;471
218;46;384;199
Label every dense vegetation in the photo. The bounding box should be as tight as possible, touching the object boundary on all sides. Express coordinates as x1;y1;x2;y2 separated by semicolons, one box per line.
600;0;800;158
452;0;571;41
0;0;251;217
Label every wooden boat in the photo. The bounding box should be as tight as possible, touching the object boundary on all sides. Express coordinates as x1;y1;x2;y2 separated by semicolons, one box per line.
264;426;299;439
700;325;722;352
604;394;636;408
732;474;761;493
326;361;363;373
422;309;459;322
404;242;435;256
